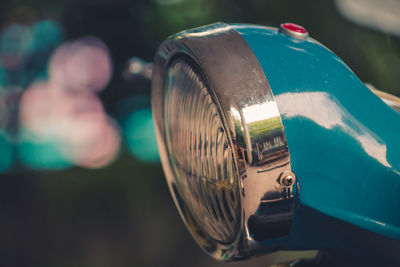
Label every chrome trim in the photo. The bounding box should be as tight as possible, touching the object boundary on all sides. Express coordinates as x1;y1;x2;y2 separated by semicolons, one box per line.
152;23;294;261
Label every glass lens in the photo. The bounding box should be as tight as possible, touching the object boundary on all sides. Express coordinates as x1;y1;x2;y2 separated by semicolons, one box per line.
164;58;240;243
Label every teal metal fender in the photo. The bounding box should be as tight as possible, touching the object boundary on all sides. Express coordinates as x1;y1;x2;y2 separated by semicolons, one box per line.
232;24;400;240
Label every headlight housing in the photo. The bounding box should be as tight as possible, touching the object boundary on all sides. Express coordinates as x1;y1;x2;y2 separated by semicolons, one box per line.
152;23;294;260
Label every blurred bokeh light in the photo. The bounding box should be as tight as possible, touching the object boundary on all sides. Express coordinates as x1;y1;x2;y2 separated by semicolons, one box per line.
29;20;62;53
0;131;14;172
123;107;159;163
19;80;120;169
49;37;112;92
0;24;32;70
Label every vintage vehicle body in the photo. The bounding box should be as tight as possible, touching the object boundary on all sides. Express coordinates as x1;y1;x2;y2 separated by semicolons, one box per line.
151;22;400;265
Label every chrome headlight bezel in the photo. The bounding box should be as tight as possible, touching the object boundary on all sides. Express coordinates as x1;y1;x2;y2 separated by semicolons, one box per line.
152;23;295;261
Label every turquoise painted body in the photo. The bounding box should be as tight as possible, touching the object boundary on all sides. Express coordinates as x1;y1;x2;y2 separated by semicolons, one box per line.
232;24;400;239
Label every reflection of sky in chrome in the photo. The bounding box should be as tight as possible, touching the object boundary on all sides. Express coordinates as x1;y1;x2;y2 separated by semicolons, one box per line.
276;92;391;167
241;102;281;123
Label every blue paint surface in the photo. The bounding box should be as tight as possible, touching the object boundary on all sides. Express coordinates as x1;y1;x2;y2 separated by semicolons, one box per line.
233;24;400;239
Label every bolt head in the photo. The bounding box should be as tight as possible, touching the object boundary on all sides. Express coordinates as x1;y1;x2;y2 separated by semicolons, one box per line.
280;171;296;187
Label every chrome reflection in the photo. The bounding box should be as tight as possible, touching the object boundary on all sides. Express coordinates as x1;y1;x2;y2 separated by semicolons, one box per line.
230;100;293;244
276;91;390;167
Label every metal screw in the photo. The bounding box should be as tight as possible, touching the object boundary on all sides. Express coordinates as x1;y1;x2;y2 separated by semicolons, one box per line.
280;171;296;187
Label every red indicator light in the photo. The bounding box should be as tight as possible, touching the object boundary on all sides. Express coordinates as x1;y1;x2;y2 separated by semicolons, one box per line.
281;23;306;33
279;22;308;39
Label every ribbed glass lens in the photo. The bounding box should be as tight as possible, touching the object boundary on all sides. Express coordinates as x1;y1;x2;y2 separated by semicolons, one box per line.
164;59;240;243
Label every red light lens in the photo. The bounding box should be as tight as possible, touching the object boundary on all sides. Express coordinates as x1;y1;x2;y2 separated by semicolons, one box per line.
281;23;307;34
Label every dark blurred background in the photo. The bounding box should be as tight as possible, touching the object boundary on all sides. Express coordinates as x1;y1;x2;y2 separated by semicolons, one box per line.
0;0;399;266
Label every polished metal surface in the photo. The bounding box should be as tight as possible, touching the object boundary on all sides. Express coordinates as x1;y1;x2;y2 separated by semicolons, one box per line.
152;23;294;261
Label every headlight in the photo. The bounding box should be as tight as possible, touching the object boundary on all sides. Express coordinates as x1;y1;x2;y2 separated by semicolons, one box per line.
152;23;294;260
